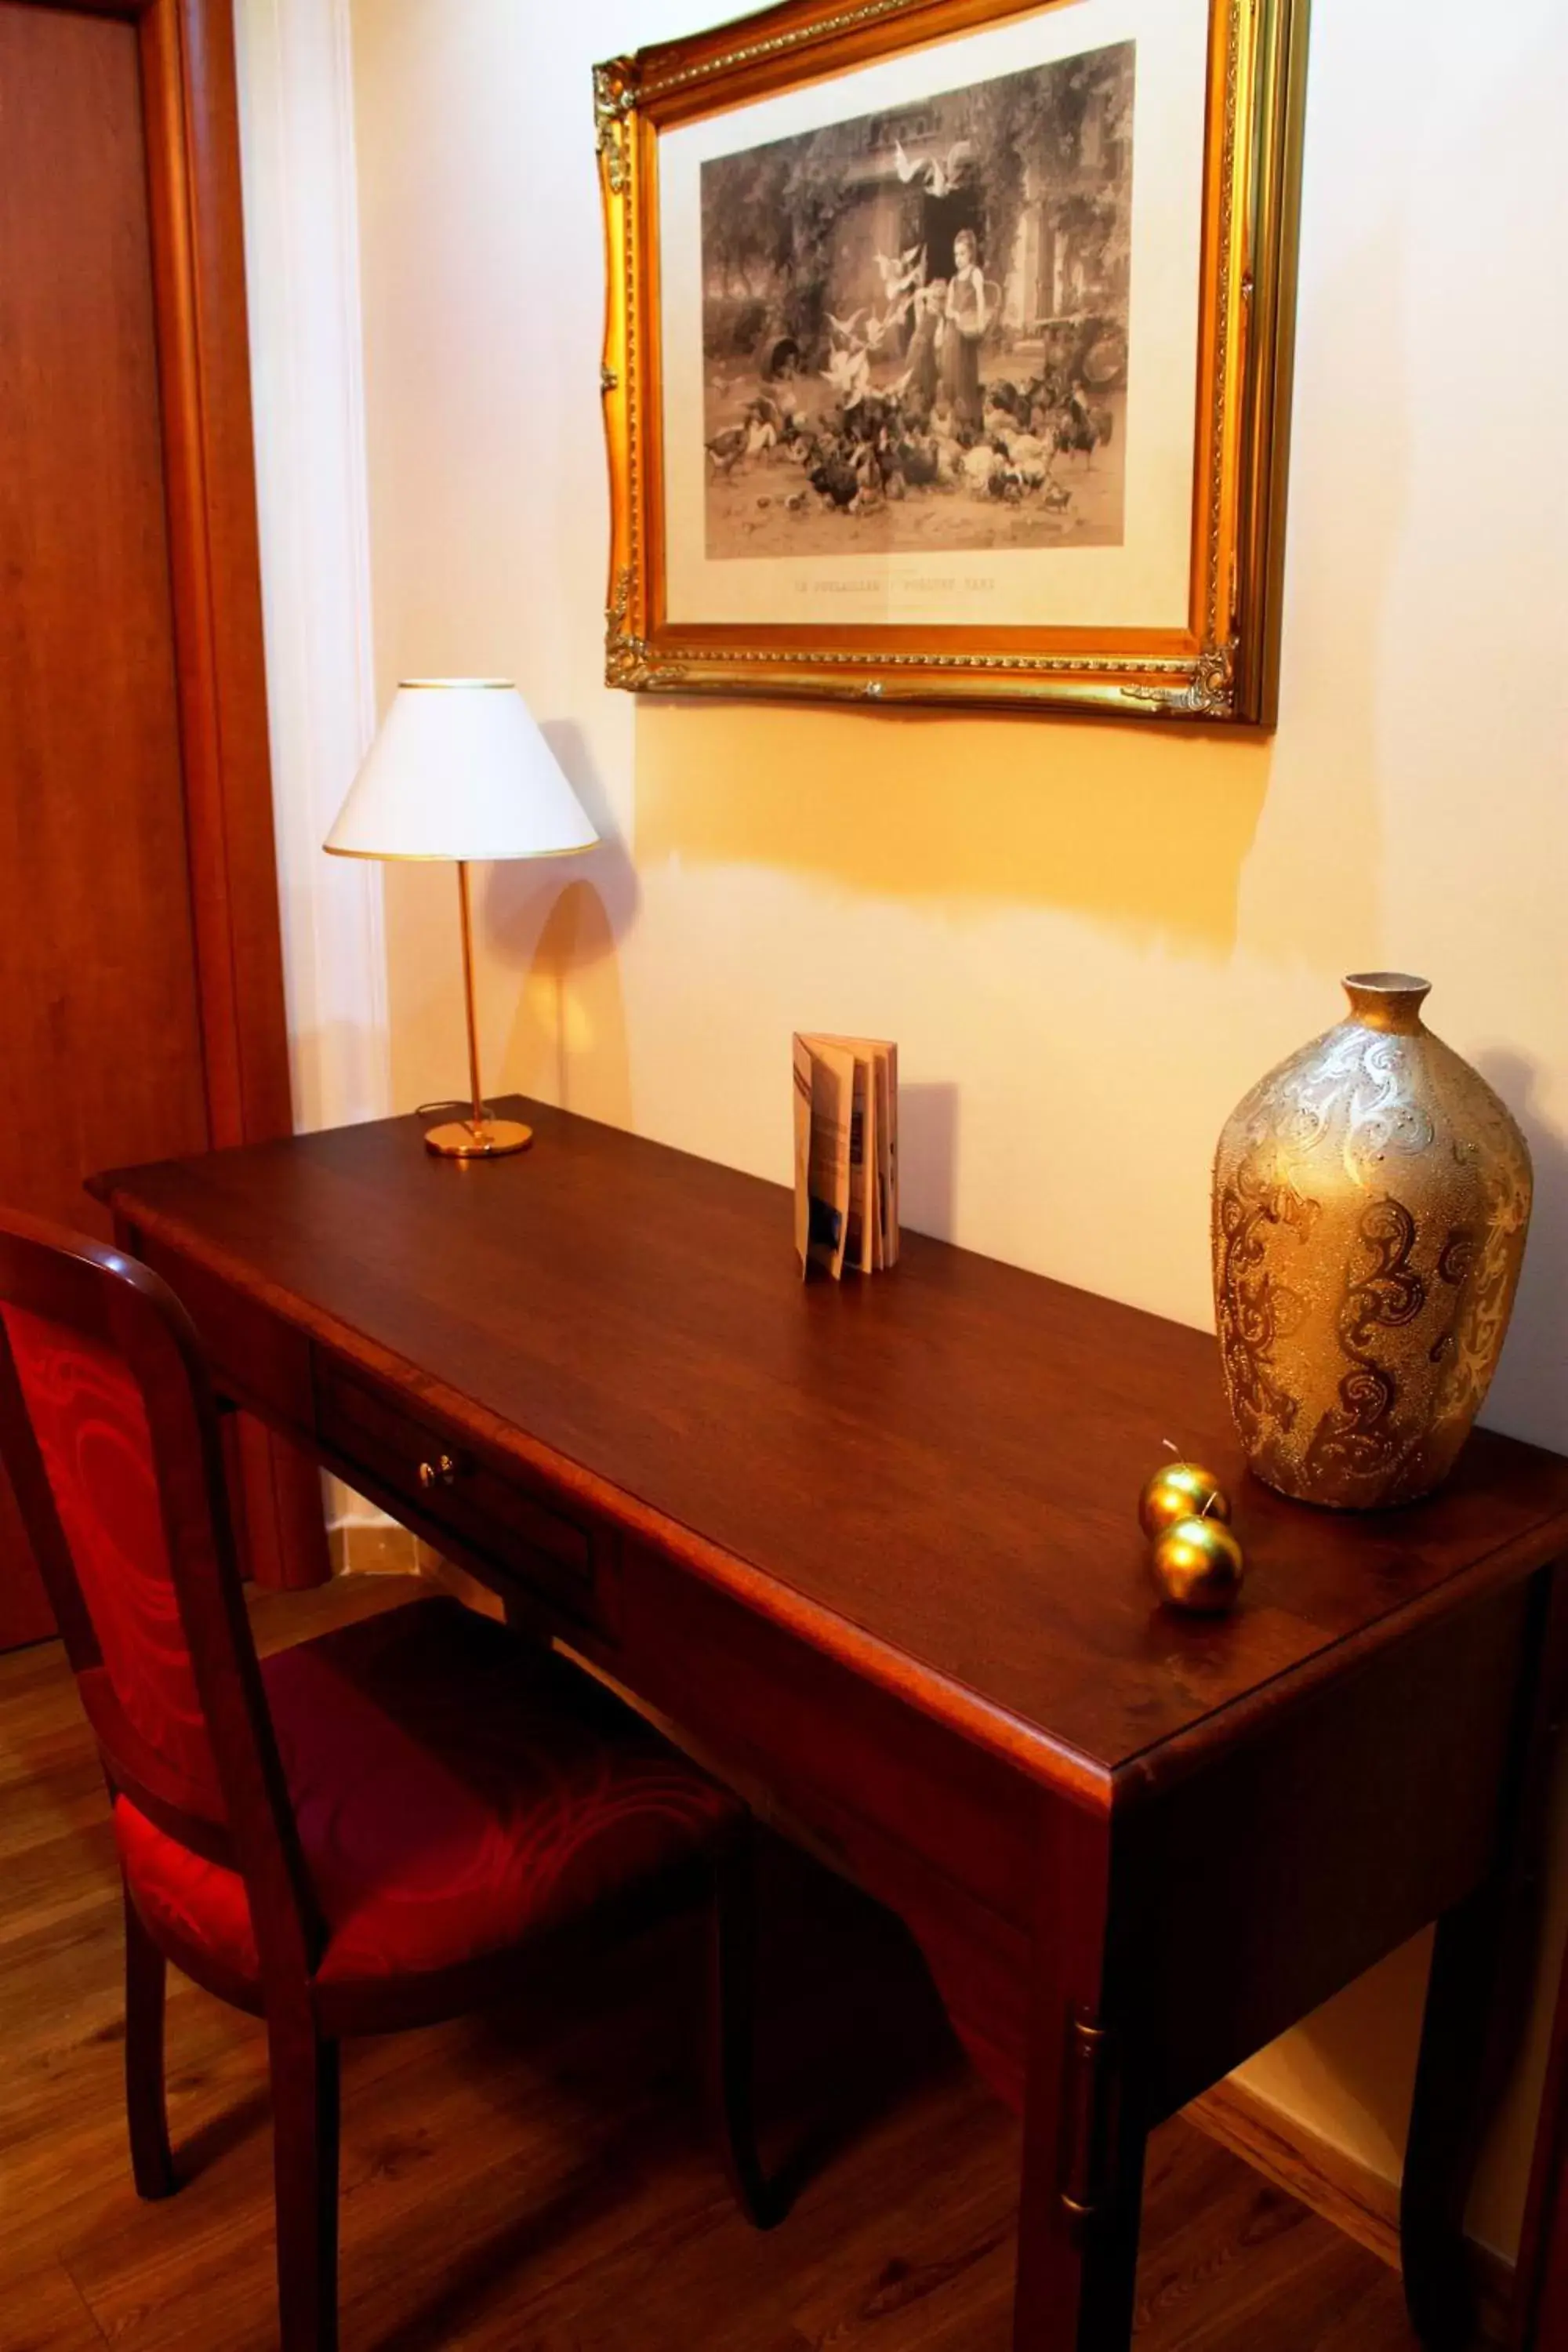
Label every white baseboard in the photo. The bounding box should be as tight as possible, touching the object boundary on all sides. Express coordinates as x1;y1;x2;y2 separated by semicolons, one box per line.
327;1516;419;1577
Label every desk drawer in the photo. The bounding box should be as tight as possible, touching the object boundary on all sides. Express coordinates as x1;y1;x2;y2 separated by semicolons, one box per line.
314;1356;602;1629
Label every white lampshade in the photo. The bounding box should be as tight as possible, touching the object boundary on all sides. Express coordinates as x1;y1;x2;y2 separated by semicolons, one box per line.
324;680;598;862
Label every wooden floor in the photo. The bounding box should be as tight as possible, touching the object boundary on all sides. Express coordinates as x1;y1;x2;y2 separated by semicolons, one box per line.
0;1577;1421;2352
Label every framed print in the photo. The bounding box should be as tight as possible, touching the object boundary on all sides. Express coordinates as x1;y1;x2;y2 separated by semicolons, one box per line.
596;0;1309;724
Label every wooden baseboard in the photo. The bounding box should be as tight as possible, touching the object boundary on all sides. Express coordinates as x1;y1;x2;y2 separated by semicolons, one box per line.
1186;2078;1403;2270
1186;2077;1515;2346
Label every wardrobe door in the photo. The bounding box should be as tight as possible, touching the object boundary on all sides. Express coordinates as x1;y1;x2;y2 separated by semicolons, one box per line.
0;0;326;1646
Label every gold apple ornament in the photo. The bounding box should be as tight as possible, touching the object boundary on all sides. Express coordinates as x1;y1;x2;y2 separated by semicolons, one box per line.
1149;1512;1247;1614
1139;1448;1246;1614
1137;1457;1230;1541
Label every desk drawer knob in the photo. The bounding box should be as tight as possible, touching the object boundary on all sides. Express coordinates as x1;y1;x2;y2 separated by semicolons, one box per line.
417;1454;457;1491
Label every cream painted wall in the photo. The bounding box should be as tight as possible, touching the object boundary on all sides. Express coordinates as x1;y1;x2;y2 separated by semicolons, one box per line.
237;0;390;1539
237;0;387;1136
345;0;1568;2259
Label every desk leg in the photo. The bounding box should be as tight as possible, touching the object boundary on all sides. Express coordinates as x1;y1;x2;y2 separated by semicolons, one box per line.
1015;2036;1148;2352
1403;1563;1568;2349
225;1412;332;1591
1014;1804;1146;2352
1403;1886;1515;2347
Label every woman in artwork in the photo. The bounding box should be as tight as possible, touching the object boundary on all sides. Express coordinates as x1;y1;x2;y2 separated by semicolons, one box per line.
905;278;947;414
941;229;989;424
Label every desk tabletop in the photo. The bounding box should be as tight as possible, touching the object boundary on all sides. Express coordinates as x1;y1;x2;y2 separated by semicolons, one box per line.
96;1100;1568;1793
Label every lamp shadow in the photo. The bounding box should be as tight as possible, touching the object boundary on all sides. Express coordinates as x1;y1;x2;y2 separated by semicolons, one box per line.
900;1081;960;1241
483;720;639;1128
622;206;1427;982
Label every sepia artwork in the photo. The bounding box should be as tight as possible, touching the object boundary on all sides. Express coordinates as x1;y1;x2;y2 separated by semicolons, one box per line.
597;0;1309;723
699;42;1135;563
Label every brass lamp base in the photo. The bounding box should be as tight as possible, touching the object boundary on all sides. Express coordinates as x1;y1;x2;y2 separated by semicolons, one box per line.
424;1116;533;1160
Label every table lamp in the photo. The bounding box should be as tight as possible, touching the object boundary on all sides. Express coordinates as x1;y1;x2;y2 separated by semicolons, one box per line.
325;679;597;1159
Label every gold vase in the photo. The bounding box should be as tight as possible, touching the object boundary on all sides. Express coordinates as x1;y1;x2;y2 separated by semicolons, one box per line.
1212;973;1532;1510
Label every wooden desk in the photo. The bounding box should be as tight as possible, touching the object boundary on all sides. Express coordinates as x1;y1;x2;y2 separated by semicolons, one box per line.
1513;1919;1568;2347
93;1101;1568;2352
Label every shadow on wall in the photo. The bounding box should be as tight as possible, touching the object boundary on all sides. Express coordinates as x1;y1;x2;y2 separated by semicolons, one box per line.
1225;209;1416;976
1232;1049;1566;2252
1478;1050;1568;1454
900;1081;960;1238
483;721;637;1128
628;195;1426;985
634;699;1272;956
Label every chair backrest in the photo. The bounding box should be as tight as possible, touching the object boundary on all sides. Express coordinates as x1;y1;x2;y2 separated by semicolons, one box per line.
0;1210;320;1973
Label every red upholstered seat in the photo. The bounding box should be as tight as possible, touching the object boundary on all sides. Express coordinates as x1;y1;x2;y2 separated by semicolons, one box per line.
0;1215;773;2352
115;1595;740;1991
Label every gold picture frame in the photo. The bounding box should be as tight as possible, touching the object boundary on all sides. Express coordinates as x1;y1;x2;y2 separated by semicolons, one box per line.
596;0;1309;724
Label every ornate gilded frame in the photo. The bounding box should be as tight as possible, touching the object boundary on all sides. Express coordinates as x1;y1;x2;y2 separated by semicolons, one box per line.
597;0;1309;724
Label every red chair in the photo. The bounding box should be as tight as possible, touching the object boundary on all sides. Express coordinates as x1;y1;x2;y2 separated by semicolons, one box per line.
0;1214;772;2350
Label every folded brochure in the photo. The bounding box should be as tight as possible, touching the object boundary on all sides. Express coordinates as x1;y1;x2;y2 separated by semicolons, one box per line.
793;1035;898;1279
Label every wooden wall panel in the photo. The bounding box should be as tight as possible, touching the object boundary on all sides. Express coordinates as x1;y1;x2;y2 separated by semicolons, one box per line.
0;0;328;1644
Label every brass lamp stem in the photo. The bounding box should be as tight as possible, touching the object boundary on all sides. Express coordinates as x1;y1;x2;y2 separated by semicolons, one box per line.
422;859;532;1160
457;859;485;1131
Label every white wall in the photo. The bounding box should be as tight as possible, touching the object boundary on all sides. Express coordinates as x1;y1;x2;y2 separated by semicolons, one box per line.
337;0;1568;2259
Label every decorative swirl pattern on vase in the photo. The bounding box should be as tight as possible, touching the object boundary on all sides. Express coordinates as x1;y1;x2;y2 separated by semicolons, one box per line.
1213;1158;1316;1467
1421;1153;1532;1444
1211;977;1533;1509
1435;1227;1478;1298
1261;1025;1436;1185
1301;1197;1424;1494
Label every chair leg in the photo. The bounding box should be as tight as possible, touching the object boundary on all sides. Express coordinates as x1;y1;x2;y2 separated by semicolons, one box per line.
707;1829;780;2230
123;1885;176;2200
268;2014;341;2352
